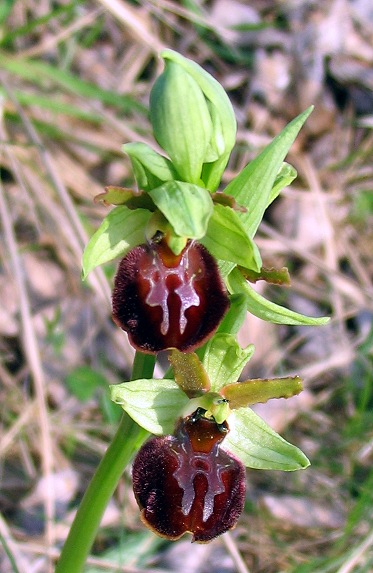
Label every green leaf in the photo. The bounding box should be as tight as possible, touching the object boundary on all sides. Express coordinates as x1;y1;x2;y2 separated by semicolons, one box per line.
148;181;213;239
150;59;212;183
221;376;303;408
268;161;297;207
227;267;330;326
202;333;255;392
201;203;262;270
169;350;210;397
123;142;178;192
224;107;313;238
82;206;151;278
225;409;310;470
110;379;189;435
65;366;107;402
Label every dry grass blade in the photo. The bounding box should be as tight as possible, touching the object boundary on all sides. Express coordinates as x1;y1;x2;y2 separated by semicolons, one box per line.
97;0;166;53
336;529;373;573
18;7;105;59
223;532;252;573
0;73;111;303
0;128;55;570
0;513;30;573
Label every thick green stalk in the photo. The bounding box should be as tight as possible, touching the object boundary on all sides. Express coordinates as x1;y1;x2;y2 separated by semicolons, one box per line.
55;352;155;573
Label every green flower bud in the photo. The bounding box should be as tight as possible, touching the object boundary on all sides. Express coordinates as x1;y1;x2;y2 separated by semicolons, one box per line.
150;50;237;190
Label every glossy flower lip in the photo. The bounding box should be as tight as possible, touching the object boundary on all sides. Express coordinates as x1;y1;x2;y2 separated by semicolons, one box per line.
112;239;229;353
132;410;246;543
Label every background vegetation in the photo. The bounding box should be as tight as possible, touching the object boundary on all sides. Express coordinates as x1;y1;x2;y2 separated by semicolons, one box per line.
1;1;373;572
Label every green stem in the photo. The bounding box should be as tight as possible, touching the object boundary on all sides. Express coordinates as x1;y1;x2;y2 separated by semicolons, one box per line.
55;352;155;573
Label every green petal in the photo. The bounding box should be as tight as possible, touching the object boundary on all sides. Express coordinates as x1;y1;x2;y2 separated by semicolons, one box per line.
202;333;255;392
221;376;303;409
201;203;262;270
110;379;188;435
123;142;178;191
169;350;210;398
148;181;213;239
224;409;310;470
227;267;330;326
81;206;151;278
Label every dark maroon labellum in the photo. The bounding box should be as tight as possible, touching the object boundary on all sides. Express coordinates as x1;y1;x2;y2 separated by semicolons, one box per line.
112;240;229;353
132;411;246;543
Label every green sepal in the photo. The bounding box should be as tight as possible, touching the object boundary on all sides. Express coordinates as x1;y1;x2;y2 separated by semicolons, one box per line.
268;161;297;207
110;379;188;435
202;333;255;392
221;376;303;409
201;203;262;271
148;181;214;239
224;409;310;470
81;206;151;279
150;59;212;183
223;107;313;239
227;267;330;326
123;142;178;191
169;349;210;398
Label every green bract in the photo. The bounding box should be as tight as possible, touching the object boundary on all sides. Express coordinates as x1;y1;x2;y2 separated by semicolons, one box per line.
224;408;309;471
226;268;330;326
224;107;313;239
